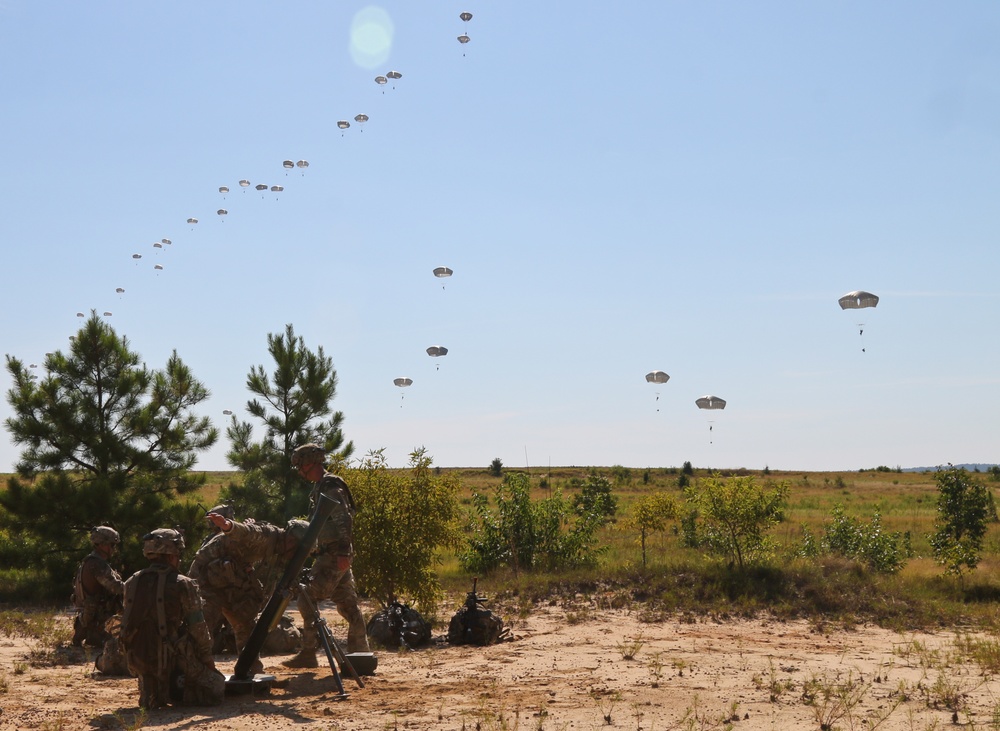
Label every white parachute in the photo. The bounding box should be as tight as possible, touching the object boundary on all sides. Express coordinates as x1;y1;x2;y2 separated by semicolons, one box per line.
433;266;453;289
838;290;879;352
838;291;879;310
645;370;670;384
696;395;727;443
645;370;670;411
426;346;448;370
393;376;413;407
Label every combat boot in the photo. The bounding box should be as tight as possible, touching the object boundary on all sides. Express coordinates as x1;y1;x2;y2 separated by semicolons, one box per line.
281;647;318;668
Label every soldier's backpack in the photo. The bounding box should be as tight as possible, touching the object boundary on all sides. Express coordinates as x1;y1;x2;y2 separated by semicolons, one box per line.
120;567;183;683
366;600;432;649
447;579;508;646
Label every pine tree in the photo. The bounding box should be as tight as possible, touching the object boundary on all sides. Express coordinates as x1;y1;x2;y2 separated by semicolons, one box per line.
1;312;217;597
224;323;353;520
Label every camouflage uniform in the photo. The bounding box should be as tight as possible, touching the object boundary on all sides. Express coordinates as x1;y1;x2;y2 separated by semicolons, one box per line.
121;529;224;709
188;519;300;658
285;445;370;666
72;527;124;648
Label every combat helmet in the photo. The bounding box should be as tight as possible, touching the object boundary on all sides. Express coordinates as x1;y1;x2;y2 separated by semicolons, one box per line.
291;443;326;469
90;526;120;546
285;519;310;542
142;528;185;559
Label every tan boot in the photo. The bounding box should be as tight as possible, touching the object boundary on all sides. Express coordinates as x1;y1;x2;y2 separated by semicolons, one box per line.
281;648;318;668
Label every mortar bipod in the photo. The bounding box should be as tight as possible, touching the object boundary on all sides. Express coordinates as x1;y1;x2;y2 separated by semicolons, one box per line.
297;585;364;697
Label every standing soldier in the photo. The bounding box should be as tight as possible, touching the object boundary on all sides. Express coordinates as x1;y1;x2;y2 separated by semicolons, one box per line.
120;528;224;709
189;513;308;673
71;526;124;648
282;443;371;668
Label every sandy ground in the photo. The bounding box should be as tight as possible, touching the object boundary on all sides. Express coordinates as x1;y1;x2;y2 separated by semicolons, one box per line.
2;601;999;731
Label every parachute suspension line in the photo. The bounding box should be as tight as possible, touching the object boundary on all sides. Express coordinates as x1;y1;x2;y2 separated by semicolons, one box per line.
858;323;866;353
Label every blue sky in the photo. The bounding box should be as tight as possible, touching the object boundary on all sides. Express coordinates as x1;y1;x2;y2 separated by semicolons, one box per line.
2;2;998;473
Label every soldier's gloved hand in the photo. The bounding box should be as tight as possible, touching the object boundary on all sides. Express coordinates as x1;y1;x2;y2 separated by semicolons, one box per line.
336;555;353;572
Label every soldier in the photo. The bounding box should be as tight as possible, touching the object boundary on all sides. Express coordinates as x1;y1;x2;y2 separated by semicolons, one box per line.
120;528;224;709
282;443;371;668
189;513;308;673
71;526;124;648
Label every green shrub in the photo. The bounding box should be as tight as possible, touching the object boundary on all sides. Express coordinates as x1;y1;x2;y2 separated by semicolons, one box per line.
460;472;605;575
822;505;909;574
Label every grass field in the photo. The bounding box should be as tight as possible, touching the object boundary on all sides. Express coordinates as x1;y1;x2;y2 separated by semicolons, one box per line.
5;465;1000;630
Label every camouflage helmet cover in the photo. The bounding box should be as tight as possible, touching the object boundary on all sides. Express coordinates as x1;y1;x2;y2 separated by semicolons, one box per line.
142;528;185;558
291;443;326;469
90;526;120;546
284;519;310;542
207;504;235;521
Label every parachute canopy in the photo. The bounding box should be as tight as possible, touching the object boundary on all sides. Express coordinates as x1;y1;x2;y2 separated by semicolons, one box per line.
354;113;368;124
115;287;125;294
219;186;230;194
217;209;228;216
460;11;473;21
375;75;387;86
645;370;670;384
337;120;350;129
296;160;309;169
255;184;267;191
271;185;283;192
838;291;879;310
187;218;198;224
426;346;448;357
222;409;233;416
103;311;112;317
161;239;171;245
239;180;250;188
433;266;453;278
154;264;163;270
282;160;294;169
153;242;162;248
458;34;470;43
393;377;413;387
386;70;402;80
695;396;727;410
132;254;142;259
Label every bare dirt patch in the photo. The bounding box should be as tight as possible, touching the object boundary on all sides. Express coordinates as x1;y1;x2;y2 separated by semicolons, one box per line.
1;603;997;730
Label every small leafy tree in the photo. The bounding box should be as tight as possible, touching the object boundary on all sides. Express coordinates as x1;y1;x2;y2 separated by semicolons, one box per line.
620;492;678;568
822;505;909;574
489;458;503;477
460;472;605;574
929;466;994;583
1;314;217;595
572;473;618;526
683;474;789;570
348;448;461;612
225;323;353;521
